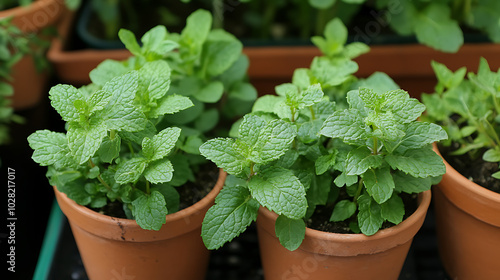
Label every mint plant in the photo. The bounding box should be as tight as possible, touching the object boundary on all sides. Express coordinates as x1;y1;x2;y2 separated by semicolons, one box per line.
89;9;256;172
422;58;500;180
320;88;447;235
28;61;194;231
200;82;332;251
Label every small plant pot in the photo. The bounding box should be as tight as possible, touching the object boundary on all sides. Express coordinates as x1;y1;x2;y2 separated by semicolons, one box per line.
256;190;431;280
0;0;64;110
53;169;227;280
433;145;500;280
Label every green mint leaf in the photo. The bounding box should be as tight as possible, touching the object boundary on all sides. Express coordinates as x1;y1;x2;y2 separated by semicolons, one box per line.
49;84;86;122
483;148;500;162
357;194;384;236
202;186;259;250
248;167;307;219
252;95;284;114
320;109;370;142
345;147;383;176
334;172;358;188
89;59;129;87
138;60;171;101
315;152;337;175
96;135;121;163
152;184;180;214
238;114;266;147
330;200;357;222
67;119;107;164
381;90;426;124
201;30;243;77
199;138;249;176
180;9;211;54
103;103;148;132
56;180;92;206
143;127;181;161
144;158;174;184
248;118;297;164
88;89;114;113
414;3;463;52
150;94;194;118
310;57;358;87
194;81;224;103
393;171;432;194
195;108;219;133
119;121;157;145
275;215;306;251
395;122;448;153
353;72;399;95
118;28;142;56
431;60;466;90
298;119;324;143
28;130;77;168
362;167;395;204
115;157;148;184
385;148;446;178
102;71;139;109
141;26;178;59
169;155;195;187
380;194;405;224
132;191;168;231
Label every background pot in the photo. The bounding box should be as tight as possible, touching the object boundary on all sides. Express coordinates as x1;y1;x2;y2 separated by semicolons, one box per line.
256;190;431;280
53;169;227;280
0;0;64;110
433;145;500;280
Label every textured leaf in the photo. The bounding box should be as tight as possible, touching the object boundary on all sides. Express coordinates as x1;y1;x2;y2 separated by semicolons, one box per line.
150;94;194;118
393;171;432;194
248;119;296;164
248;168;307;219
115;157;148;184
28;130;76;167
330;200;357;222
345;147;383;176
202;186;259;249
315;152;337;175
202;30;243;77
152;184;180;213
385;148;446;178
144;158;174;184
103;71;139;108
118;29;142;56
199;138;248;176
89;59;129;86
138;60;171;101
194;81;224;103
49;84;86;122
320;109;370;141
362;167;395;204
381;194;405;224
96;135;121;163
396;122;448;153
275;215;306;251
143;127;181;161
67;119;107;164
103;103;148;132
132;191;168;230
357;194;384;236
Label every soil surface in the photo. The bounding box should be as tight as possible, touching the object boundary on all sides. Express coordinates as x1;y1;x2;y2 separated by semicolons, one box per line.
440;143;500;194
306;190;418;234
91;162;219;219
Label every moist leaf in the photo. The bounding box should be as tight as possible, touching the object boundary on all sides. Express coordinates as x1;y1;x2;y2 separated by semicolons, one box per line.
202;186;259;250
330;200;357;222
275;215;306;251
248;167;307;219
357;194;384;236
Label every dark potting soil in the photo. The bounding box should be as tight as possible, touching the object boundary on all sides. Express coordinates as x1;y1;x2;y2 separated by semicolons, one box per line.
306;191;419;234
440;143;500;194
91;162;219;219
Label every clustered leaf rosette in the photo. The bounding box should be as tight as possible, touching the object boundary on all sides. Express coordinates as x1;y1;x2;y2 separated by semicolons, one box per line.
28;61;194;231
89;9;256;156
320;88;447;235
422;58;500;179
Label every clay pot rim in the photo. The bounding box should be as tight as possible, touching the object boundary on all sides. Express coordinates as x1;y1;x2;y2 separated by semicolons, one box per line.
55;169;226;241
432;143;500;226
0;0;64;32
258;190;431;256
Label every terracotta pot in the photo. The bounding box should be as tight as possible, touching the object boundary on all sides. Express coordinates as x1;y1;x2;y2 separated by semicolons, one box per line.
433;145;500;280
244;43;500;98
53;169;226;280
256;190;431;280
0;0;64;110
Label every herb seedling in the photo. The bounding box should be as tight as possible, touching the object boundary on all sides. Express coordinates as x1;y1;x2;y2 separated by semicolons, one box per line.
422;58;500;179
28;60;194;230
320;88;447;235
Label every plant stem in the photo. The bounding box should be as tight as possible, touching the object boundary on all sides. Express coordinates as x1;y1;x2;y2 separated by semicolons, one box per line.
110;129;116;140
309;106;316;120
146;180;150;195
88;159;112;192
353;179;364;206
212;0;224;29
372;136;378;155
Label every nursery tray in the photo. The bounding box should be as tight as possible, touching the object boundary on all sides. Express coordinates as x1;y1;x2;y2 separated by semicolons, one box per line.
33;200;451;280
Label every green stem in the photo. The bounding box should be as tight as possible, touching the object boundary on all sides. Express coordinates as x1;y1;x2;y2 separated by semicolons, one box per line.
110;129;116;140
309;106;316;120
88;159;112;192
212;0;224;29
128;142;135;156
372;136;379;155
146;181;151;195
353;179;364;206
